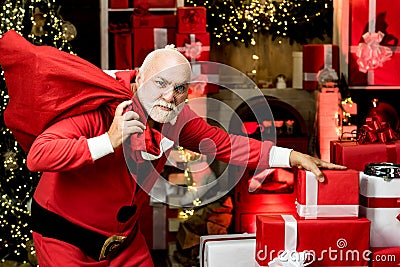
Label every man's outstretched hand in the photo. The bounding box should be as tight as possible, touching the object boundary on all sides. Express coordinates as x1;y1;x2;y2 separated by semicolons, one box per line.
289;150;347;182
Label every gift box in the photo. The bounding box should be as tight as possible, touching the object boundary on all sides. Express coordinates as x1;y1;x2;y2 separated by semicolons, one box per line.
302;44;339;91
256;214;370;266
369;247;400;267
109;23;132;69
132;14;177;68
177;7;207;33
330;140;400;171
176;33;210;62
133;0;176;9
347;0;400;86
296;169;359;219
359;172;400;247
199;233;256;267
110;0;129;9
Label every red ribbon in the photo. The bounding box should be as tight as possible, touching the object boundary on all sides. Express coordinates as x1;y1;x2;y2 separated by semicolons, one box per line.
360;195;400;208
358;116;398;144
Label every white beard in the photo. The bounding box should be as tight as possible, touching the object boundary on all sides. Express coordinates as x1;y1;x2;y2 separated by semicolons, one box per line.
148;100;184;125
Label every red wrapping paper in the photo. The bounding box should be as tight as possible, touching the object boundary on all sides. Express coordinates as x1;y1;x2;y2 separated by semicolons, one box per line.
133;0;176;9
110;0;129;9
348;0;400;86
109;24;132;69
330;140;400;171
296;169;359;219
131;14;177;68
302;44;339;91
256;214;370;266
369;247;400;267
176;33;210;61
177;7;207;33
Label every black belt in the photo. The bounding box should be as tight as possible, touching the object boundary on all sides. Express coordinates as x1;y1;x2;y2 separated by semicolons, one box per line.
31;199;138;261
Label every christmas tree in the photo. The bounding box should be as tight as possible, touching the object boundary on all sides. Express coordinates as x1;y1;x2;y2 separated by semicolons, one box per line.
0;0;75;265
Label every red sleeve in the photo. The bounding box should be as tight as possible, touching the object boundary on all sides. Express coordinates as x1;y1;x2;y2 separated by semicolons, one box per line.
177;108;273;169
27;109;111;172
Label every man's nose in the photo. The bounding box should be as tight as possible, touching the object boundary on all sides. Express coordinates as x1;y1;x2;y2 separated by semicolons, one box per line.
162;87;174;102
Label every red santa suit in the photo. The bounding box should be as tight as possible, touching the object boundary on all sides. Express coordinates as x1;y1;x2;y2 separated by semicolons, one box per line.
0;31;275;266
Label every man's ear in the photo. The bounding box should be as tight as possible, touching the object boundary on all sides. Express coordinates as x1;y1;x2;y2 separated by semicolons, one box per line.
135;70;142;85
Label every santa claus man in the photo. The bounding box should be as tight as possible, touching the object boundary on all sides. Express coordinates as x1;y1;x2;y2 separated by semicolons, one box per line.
0;30;345;266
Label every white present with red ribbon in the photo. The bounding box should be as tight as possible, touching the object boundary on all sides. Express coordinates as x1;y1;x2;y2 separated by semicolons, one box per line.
359;172;400;247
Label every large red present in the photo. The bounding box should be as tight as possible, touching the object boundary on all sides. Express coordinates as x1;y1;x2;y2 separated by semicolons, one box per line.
369;247;400;267
176;33;210;62
255;214;370;266
177;7;207;33
330;140;400;171
132;14;176;68
302;44;339;91
359;171;400;247
347;0;400;86
109;23;132;69
133;0;176;9
296;169;359;219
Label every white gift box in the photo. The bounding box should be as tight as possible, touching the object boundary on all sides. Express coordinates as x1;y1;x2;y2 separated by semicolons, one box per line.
200;233;256;267
359;172;400;247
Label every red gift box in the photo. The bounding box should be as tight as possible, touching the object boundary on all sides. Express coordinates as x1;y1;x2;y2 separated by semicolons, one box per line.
369;247;400;267
302;44;339;91
330;140;400;171
255;214;370;266
176;33;210;62
109;23;132;69
296;169;359;219
132;14;176;68
133;0;176;9
177;7;207;33
348;0;400;86
110;0;129;9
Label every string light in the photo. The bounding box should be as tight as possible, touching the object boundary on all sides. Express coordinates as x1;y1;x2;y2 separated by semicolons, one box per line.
1;0;74;264
185;0;332;46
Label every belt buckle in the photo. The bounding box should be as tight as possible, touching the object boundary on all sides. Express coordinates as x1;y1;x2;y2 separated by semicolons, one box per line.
99;235;126;261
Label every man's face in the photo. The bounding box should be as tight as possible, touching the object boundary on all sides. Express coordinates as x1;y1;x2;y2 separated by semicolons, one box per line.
136;61;190;124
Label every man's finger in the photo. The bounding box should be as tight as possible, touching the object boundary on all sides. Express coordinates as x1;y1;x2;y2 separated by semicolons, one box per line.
124;120;146;130
115;100;132;116
309;164;325;183
318;159;347;170
124;110;140;121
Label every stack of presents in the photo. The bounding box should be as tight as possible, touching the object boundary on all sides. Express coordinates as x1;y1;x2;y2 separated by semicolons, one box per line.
201;0;400;266
201;166;400;267
109;0;218;95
